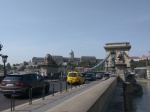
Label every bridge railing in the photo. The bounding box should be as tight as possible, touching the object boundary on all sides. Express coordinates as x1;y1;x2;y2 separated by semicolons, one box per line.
47;77;118;112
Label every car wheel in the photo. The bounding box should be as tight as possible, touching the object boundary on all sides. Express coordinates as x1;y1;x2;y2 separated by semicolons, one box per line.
3;94;11;98
45;85;50;93
77;81;80;85
83;81;85;84
67;82;70;85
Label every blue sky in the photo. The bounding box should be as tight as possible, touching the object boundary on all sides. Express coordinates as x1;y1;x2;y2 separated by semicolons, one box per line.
0;0;150;65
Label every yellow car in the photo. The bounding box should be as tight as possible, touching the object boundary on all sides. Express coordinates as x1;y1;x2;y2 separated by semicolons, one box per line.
67;71;85;85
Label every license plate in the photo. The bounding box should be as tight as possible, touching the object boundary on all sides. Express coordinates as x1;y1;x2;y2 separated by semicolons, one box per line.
6;84;14;87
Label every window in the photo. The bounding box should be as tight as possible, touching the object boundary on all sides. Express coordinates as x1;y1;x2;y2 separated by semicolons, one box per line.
68;73;77;77
36;75;42;81
4;75;22;81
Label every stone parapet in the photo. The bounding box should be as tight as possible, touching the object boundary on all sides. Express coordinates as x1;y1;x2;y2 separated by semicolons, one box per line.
47;77;117;112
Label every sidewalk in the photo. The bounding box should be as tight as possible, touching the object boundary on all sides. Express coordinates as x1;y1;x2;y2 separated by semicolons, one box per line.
2;80;102;112
136;78;150;82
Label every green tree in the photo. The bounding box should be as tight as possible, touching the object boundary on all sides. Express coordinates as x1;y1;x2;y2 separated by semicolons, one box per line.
132;60;148;68
78;60;96;68
11;66;17;71
130;59;135;72
0;64;3;71
6;63;11;71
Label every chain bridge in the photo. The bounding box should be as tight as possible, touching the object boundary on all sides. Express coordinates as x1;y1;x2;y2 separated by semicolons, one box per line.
87;42;131;79
0;42;143;112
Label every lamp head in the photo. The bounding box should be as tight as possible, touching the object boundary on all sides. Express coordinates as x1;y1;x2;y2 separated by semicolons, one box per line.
2;55;8;63
0;43;3;51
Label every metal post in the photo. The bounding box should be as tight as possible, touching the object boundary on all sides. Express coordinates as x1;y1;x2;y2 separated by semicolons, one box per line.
71;80;72;90
28;88;30;105
13;91;15;111
66;81;68;92
60;81;62;93
3;62;6;76
52;84;54;96
79;81;80;87
42;85;45;100
29;87;32;105
75;83;77;88
11;92;13;111
11;91;15;111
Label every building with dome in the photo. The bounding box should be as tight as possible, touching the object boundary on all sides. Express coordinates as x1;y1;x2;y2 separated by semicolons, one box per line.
31;50;102;66
69;50;74;61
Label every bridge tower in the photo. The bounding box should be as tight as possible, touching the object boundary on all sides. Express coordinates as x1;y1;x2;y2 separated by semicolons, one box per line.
104;42;131;76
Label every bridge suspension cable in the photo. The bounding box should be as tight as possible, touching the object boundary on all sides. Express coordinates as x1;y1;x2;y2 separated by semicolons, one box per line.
84;51;130;73
85;53;111;73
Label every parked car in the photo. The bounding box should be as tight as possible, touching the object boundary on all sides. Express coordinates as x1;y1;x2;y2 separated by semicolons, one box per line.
0;73;50;98
95;73;103;79
84;73;96;81
67;71;85;85
104;73;110;78
102;73;110;80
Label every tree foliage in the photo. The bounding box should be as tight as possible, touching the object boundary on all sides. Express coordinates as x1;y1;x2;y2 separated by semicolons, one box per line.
131;60;148;68
0;64;3;71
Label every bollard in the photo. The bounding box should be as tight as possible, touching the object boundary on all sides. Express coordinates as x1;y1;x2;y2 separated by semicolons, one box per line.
49;83;51;91
11;92;13;111
71;80;72;90
79;81;80;87
11;91;15;111
75;82;77;88
60;81;62;93
42;85;45;100
29;87;33;105
13;91;15;111
52;84;54;96
66;81;68;92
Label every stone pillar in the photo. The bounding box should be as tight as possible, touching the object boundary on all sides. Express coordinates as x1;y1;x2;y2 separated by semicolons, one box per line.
40;64;58;78
104;42;131;68
115;63;127;80
147;66;150;79
39;54;59;79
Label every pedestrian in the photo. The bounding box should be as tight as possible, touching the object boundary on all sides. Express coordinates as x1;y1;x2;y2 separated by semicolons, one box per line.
61;72;63;78
45;72;48;79
42;72;45;79
51;73;53;80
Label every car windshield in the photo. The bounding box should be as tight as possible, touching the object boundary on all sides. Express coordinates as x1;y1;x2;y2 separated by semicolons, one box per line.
86;74;93;77
4;75;22;81
68;73;77;77
104;74;109;77
96;73;101;76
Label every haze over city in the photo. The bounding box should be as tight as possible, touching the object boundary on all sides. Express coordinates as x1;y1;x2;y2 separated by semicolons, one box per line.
0;0;150;65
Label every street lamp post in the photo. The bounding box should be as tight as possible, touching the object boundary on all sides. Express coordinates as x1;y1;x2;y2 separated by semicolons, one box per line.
0;43;3;51
2;55;8;76
0;43;3;57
